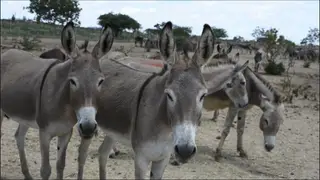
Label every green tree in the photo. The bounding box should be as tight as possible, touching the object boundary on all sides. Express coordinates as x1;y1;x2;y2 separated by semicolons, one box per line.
25;0;82;25
152;22;192;37
211;26;228;39
233;36;245;42
97;12;141;37
301;28;319;45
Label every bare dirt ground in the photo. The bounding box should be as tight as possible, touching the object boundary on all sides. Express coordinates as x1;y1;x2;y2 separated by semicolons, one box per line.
1;38;319;179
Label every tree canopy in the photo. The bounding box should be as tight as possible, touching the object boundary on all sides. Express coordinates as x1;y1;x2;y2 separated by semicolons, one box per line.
25;0;82;25
300;28;319;45
211;26;228;39
97;12;141;37
145;22;192;38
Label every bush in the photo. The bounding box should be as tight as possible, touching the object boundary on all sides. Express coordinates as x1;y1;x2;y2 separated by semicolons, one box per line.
303;61;311;68
264;61;285;75
19;35;41;51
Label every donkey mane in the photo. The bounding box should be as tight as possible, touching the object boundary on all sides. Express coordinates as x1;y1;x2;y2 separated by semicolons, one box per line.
246;66;284;103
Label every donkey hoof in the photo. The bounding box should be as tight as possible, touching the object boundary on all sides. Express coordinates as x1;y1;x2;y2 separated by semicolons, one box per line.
170;159;181;166
114;150;120;156
211;118;217;122
239;151;248;158
237;148;248;158
109;153;116;159
214;154;222;162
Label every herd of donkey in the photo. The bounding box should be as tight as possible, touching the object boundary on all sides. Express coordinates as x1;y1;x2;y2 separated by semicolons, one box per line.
1;21;289;179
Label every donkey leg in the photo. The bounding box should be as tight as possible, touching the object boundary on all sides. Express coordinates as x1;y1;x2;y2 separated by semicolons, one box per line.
77;137;93;180
15;124;33;180
98;136;114;180
236;110;248;158
150;155;170;179
0;110;3;138
56;131;73;180
39;131;53;180
215;107;238;161
211;110;219;122
134;153;150;179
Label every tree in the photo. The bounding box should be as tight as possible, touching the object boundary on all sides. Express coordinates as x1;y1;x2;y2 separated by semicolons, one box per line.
25;0;82;25
152;22;192;37
211;26;228;39
301;28;319;45
98;12;141;37
233;36;245;42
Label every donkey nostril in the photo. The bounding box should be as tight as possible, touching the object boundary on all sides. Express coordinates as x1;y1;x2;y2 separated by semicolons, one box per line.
174;145;179;154
79;123;84;131
93;124;97;131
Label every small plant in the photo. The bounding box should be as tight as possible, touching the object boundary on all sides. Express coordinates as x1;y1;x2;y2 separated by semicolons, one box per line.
19;35;41;51
264;61;285;75
303;61;311;68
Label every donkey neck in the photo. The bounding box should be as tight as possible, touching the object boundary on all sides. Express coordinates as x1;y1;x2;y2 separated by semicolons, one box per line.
135;70;172;139
41;60;73;116
245;68;280;108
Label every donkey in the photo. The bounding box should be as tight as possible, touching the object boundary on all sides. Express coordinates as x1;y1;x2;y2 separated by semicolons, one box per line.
254;50;263;72
0;22;114;180
135;36;144;47
39;39;90;61
107;54;250;159
169;66;285;164
214;44;233;60
75;22;249;179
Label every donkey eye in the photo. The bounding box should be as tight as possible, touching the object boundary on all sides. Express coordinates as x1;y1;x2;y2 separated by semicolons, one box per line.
226;83;232;88
264;119;269;126
98;79;104;86
240;81;245;85
70;79;77;86
200;93;206;101
166;93;174;102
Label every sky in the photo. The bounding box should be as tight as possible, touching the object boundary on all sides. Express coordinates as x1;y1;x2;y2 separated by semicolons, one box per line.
1;1;319;44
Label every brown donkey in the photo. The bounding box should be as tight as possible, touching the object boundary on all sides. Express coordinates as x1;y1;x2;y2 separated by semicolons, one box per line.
0;22;114;180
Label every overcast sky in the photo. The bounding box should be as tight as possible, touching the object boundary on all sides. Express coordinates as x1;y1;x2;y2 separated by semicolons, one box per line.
1;1;319;44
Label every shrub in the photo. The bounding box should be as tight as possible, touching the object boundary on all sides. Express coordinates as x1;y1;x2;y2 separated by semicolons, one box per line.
19;35;41;51
303;61;311;68
264;61;285;75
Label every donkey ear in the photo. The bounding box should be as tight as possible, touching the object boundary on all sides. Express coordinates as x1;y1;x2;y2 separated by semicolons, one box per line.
234;60;249;73
93;24;114;59
159;21;176;65
226;45;233;54
217;44;221;53
61;21;77;55
259;94;273;110
193;24;215;67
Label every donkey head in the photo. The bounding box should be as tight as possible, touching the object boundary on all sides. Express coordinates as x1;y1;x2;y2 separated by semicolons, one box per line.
223;62;249;108
61;22;114;138
259;94;285;152
214;44;233;59
159;22;214;163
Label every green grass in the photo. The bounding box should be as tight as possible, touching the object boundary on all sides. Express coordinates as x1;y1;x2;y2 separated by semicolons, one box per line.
1;19;133;41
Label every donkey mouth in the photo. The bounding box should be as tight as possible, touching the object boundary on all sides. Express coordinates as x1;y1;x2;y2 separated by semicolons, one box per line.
238;103;249;109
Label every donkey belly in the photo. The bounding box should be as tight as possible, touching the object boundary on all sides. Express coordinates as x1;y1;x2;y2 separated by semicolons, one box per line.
203;96;231;111
9;116;38;129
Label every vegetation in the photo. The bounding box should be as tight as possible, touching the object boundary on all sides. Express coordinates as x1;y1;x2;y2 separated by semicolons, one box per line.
97;12;141;37
24;0;82;25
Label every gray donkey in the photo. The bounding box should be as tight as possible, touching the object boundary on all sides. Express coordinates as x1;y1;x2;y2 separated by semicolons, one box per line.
75;22;249;179
107;53;250;159
172;67;285;164
0;22;114;180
